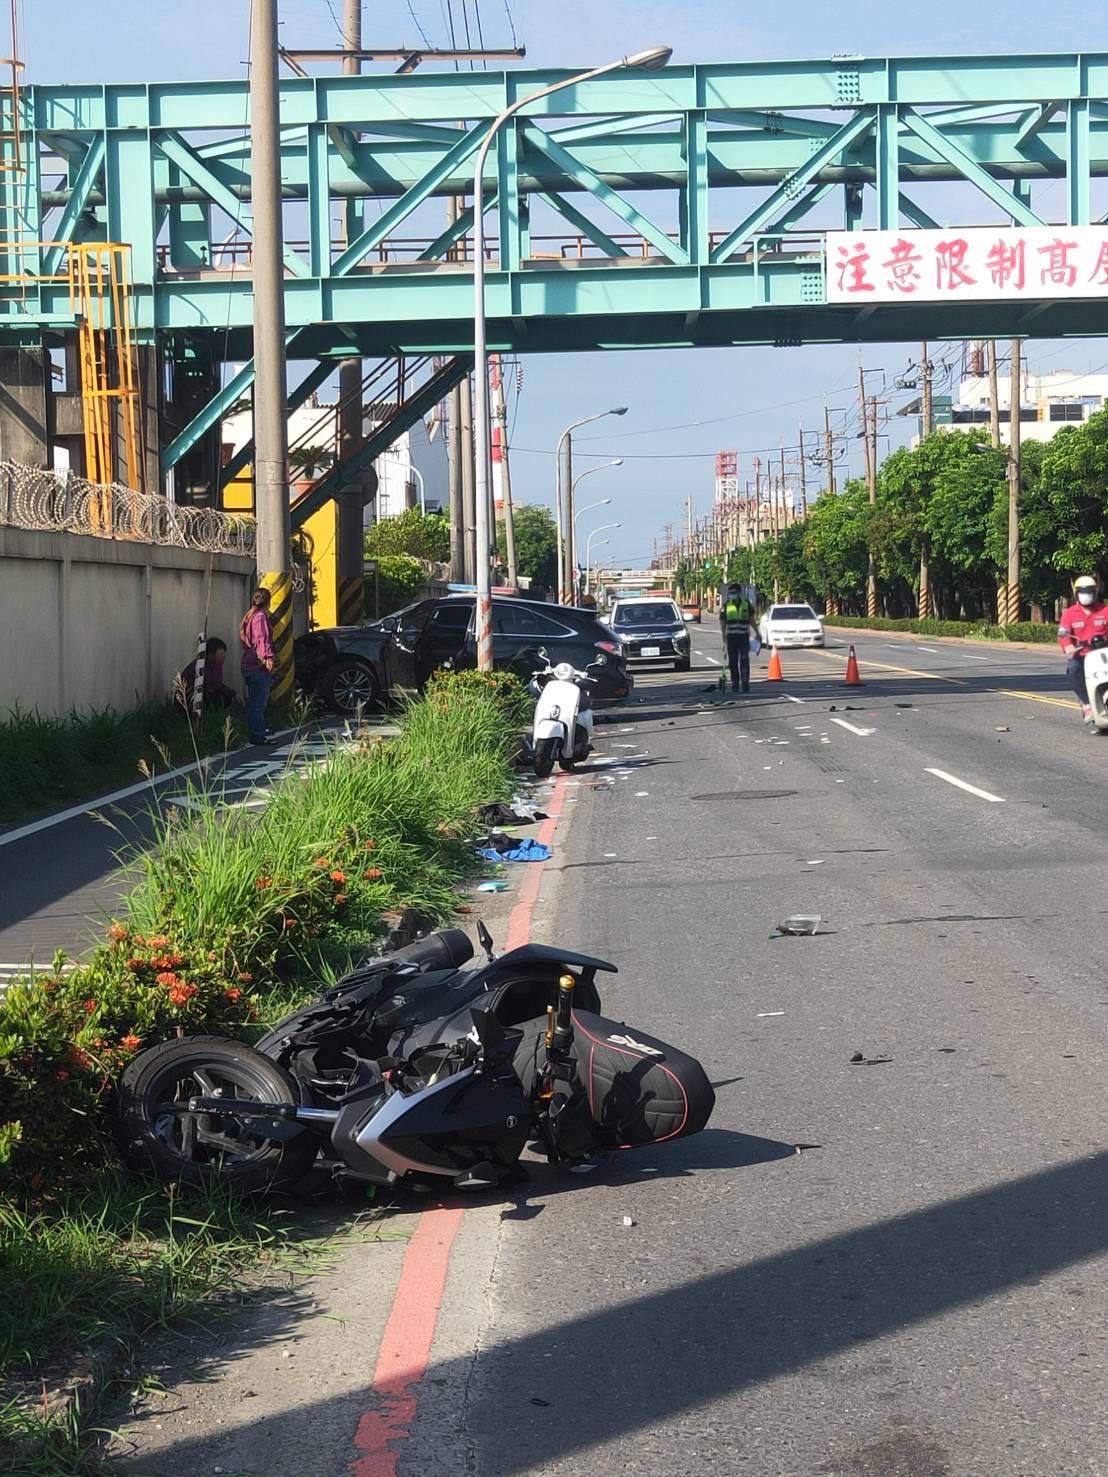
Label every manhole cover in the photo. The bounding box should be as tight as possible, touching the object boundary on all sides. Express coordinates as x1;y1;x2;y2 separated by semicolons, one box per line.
691;789;798;801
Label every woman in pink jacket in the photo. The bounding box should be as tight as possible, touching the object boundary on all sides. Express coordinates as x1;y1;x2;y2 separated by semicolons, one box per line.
239;587;276;744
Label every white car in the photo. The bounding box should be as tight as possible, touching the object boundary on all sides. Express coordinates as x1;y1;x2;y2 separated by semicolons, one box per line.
758;602;825;649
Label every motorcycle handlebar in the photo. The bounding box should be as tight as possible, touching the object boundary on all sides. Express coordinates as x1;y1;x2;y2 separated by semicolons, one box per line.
387;928;474;970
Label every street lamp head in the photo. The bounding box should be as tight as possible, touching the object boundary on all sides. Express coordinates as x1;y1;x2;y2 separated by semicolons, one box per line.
610;406;629;416
623;46;672;70
612;458;624;467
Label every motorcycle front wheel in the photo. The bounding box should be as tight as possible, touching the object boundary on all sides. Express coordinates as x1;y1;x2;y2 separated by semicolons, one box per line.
533;737;559;778
115;1036;319;1193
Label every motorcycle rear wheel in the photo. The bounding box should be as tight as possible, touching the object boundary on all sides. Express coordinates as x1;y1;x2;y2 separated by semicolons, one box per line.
533;737;559;778
115;1036;318;1193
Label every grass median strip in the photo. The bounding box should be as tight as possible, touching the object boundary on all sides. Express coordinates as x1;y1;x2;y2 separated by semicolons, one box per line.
0;669;529;1471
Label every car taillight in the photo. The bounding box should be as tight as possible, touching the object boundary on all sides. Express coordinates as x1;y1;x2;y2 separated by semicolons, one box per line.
595;640;619;655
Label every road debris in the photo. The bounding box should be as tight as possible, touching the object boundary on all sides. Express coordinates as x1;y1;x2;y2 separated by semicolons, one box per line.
478;881;509;893
622;1215;637;1227
776;913;822;936
995;725;1010;732
476;839;551;863
849;1052;893;1066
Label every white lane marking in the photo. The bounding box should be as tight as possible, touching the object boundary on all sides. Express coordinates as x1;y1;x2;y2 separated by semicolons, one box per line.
917;646;940;654
925;768;1005;803
961;654;990;661
829;717;876;737
701;654;720;665
782;693;805;704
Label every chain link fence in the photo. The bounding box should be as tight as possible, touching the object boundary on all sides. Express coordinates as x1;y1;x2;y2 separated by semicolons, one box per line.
0;462;256;557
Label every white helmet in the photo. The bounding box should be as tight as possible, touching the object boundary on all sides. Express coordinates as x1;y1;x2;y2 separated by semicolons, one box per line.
1075;575;1098;592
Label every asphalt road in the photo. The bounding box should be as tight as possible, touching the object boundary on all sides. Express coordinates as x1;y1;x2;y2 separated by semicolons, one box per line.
409;628;1108;1476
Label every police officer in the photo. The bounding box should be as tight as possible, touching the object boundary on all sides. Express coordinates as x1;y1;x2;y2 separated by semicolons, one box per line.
719;582;754;693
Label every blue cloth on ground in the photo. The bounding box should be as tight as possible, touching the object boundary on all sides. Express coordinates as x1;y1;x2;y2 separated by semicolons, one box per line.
476;839;551;863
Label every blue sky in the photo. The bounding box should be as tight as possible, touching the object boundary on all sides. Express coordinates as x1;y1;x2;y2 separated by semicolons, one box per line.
31;0;1108;565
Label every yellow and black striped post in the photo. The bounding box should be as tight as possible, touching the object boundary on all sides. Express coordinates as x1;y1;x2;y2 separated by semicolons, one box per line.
338;574;364;628
260;569;295;704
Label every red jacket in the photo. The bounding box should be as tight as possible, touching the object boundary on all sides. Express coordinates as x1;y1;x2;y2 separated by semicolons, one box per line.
1058;600;1108;655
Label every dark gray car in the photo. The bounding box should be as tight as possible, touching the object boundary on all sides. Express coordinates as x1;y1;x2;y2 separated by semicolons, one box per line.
295;594;633;714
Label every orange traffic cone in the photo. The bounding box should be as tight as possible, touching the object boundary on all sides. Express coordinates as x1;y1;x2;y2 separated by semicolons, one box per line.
843;644;863;685
766;646;783;682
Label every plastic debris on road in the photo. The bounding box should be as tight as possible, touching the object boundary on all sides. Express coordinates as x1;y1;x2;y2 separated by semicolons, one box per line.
776;913;822;936
478;880;509;893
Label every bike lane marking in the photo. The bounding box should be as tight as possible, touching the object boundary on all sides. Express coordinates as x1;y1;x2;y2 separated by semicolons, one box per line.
350;774;569;1477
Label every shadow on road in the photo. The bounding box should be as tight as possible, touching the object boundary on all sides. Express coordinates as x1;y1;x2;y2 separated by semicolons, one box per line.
130;1147;1108;1475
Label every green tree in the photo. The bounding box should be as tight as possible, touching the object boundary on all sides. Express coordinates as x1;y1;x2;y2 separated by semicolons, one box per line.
497;504;557;593
802;482;871;611
922;431;1006;618
1035;407;1108;586
365;507;450;562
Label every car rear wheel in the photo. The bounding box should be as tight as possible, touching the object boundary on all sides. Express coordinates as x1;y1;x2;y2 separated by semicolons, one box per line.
322;658;379;714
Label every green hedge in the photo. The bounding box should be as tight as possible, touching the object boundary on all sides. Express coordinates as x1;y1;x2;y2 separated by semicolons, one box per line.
827;615;1058;644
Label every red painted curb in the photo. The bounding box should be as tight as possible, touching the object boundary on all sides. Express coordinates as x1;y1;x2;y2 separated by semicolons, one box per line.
350;774;567;1476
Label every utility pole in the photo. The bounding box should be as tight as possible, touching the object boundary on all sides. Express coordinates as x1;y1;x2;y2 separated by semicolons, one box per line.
446;201;465;582
460;373;476;583
491;355;518;587
562;435;575;601
250;0;294;700
753;457;762;546
798;425;808;515
860;365;878;618
824;400;837;495
336;0;366;627
920;340;933;438
1006;338;1022;626
987;340;1001;448
918;341;933;619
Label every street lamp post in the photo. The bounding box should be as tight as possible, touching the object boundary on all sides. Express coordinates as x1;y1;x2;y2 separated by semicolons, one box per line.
570;460;623;591
391;454;426;514
471;49;671;667
585;522;621;597
555;412;627;605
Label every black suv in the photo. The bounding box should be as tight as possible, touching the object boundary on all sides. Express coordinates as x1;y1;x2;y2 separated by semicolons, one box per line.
295;594;633;714
609;597;692;671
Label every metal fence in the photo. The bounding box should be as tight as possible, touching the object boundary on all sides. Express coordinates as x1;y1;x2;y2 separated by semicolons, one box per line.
0;462;256;557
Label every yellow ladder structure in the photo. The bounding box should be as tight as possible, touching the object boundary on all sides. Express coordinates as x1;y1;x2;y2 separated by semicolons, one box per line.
67;243;144;497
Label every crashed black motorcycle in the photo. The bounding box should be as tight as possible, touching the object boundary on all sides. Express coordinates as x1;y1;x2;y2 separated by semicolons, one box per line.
115;926;714;1194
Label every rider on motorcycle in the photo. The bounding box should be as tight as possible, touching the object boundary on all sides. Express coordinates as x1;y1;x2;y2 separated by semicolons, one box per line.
1058;575;1108;723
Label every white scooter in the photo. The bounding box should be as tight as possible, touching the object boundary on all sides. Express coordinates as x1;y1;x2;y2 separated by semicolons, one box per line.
1084;638;1108;732
529;652;597;777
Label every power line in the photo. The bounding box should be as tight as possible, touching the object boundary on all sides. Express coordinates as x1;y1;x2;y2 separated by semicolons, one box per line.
500;0;518;48
405;2;435;49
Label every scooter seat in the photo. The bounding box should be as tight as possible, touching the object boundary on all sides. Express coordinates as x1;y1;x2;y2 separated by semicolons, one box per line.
570;1010;715;1148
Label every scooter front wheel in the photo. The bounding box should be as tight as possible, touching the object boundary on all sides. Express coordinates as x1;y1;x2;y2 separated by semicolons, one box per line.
533;737;559;777
115;1036;318;1192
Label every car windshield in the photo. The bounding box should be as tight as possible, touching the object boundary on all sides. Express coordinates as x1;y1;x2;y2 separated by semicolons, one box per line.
612;601;682;627
771;605;818;621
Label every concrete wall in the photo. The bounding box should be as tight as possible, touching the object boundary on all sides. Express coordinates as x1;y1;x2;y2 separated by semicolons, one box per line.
0;526;255;716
